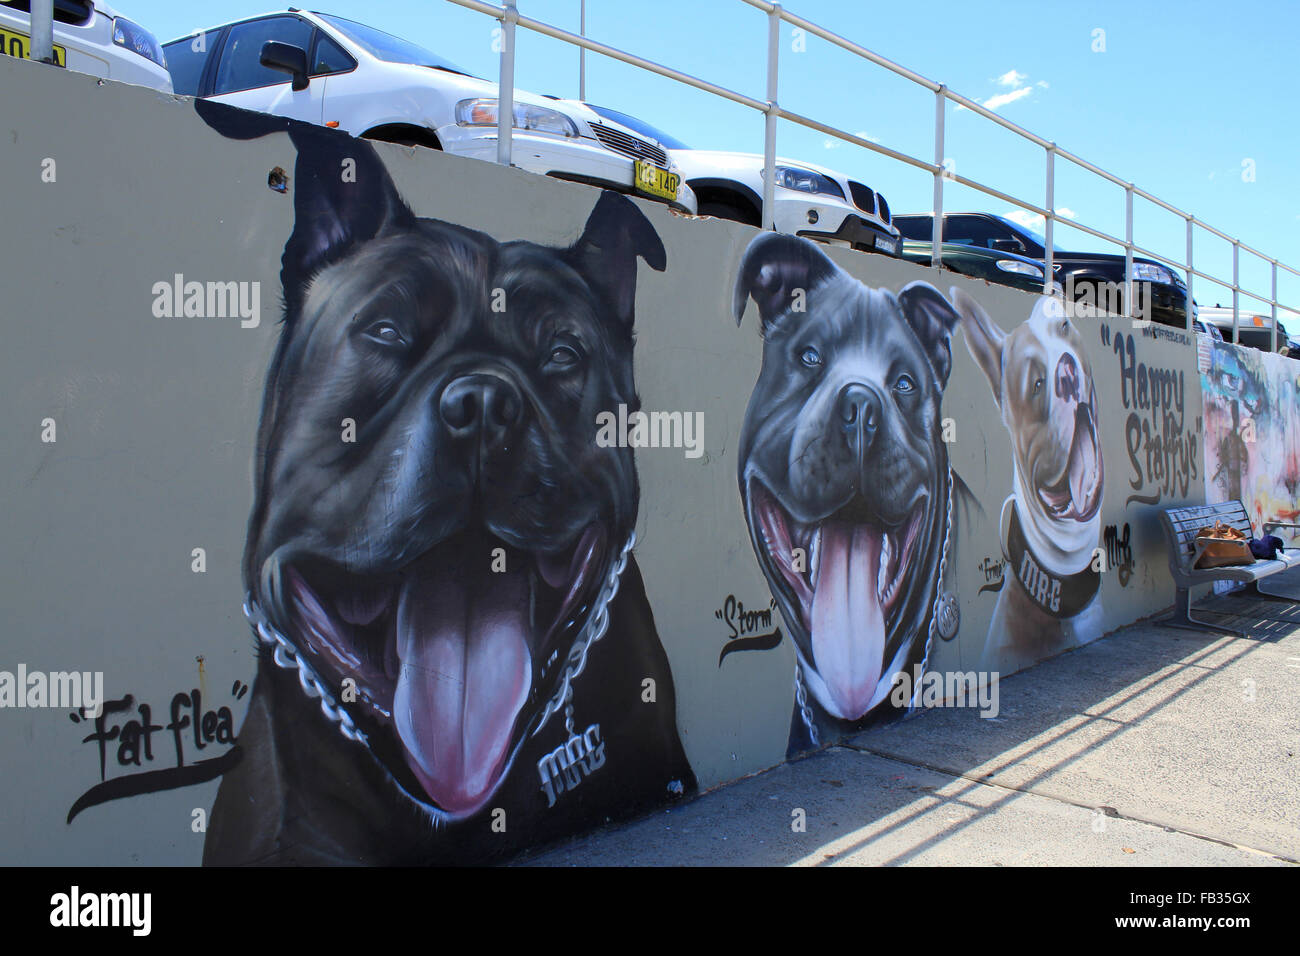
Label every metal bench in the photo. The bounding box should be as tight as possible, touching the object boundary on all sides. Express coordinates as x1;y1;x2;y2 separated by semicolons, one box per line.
1158;499;1300;636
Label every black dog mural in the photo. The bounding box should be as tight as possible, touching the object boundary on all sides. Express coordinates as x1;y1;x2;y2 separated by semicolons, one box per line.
732;234;977;755
196;104;694;865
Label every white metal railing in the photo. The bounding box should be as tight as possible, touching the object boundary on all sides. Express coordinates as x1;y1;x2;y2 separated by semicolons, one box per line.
447;0;1298;348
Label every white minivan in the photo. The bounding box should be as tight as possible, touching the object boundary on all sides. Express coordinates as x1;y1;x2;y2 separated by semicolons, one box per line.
162;10;695;213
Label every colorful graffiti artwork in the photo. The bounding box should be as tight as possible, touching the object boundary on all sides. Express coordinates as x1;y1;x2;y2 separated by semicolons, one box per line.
957;292;1105;667
193;106;695;865
731;234;979;755
1201;339;1300;545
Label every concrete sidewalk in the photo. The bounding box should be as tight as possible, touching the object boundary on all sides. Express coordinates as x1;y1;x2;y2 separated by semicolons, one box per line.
520;589;1300;866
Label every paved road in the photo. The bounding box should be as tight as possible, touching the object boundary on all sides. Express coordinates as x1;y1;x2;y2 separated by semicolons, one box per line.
520;590;1300;866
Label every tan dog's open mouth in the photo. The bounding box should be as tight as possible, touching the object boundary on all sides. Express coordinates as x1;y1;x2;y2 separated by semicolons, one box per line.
1037;400;1103;522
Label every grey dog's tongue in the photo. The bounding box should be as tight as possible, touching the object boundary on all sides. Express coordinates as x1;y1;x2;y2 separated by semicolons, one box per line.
810;521;886;720
394;558;531;817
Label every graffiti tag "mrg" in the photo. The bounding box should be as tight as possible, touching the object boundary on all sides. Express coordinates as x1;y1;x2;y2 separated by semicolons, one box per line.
537;724;605;808
1108;327;1201;505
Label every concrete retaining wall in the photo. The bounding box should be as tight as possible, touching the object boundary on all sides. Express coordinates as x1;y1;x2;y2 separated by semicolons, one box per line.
1;55;1267;864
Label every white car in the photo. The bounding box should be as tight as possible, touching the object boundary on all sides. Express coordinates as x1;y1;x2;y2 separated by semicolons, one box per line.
0;0;171;91
162;11;695;213
586;104;901;257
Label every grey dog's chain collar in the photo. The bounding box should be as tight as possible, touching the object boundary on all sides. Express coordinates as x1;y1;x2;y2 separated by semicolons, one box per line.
242;532;636;751
792;466;956;740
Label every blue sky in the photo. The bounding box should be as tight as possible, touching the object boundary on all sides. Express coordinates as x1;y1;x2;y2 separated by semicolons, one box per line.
132;0;1298;314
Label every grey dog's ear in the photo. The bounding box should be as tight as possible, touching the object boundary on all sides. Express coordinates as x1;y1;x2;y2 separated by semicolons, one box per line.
566;191;666;331
950;286;1006;403
897;282;961;387
733;233;838;328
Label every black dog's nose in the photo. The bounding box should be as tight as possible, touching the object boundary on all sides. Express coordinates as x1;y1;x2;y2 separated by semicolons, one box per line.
439;374;524;448
838;383;880;449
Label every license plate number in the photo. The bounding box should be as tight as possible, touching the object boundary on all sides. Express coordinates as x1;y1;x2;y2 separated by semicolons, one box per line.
0;26;67;66
634;160;679;202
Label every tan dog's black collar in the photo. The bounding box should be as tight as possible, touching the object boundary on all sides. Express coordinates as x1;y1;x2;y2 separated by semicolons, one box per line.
1003;501;1100;618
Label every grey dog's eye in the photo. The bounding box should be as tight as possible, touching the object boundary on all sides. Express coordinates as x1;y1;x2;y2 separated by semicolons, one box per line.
362;319;406;347
800;346;822;368
895;374;916;393
1032;377;1045;394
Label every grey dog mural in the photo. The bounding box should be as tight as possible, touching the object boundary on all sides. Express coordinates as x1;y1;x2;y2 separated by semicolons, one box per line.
194;104;694;865
956;291;1105;667
732;234;978;755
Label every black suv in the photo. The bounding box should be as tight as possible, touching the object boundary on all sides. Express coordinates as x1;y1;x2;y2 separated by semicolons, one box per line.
894;212;1194;328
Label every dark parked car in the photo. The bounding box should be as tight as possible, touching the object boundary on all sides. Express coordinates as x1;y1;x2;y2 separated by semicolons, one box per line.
899;240;1063;296
894;212;1194;327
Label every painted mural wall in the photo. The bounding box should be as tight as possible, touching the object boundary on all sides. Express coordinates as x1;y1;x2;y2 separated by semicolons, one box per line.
1;55;1268;865
1200;337;1300;546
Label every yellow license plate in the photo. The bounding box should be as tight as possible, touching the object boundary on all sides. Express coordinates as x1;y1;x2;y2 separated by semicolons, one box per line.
0;26;66;67
634;160;679;202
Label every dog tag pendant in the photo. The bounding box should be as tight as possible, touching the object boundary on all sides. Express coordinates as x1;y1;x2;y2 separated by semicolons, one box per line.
936;592;960;641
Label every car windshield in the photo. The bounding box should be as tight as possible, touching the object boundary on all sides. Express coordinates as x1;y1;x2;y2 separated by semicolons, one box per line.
996;216;1065;254
317;13;474;75
587;105;690;149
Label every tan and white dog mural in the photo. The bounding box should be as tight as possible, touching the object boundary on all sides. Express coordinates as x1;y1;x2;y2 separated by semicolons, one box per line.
956;291;1105;668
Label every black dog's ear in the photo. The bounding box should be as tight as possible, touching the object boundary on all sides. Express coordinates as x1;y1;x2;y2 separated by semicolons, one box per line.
565;192;666;330
897;281;961;387
733;233;838;329
195;100;415;313
950;286;1006;403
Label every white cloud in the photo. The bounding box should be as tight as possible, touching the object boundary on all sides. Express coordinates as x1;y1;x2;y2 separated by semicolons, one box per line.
1036;80;1049;89
982;86;1034;111
996;69;1027;87
1057;207;1077;219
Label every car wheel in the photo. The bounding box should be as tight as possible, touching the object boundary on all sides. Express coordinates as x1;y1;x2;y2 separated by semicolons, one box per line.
698;201;759;227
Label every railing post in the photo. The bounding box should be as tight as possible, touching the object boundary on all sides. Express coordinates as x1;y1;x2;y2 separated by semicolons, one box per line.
932;86;945;273
762;4;780;231
1272;260;1279;353
1044;144;1055;294
1185;217;1194;332
578;0;586;100
30;0;54;63
1124;185;1134;320
1232;241;1240;346
497;0;518;167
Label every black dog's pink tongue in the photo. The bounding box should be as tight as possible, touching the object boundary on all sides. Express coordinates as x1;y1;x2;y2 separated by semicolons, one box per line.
394;557;531;817
810;521;885;720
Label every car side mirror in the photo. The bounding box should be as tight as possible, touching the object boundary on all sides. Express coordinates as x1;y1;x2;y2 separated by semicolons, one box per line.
991;239;1024;253
261;41;310;91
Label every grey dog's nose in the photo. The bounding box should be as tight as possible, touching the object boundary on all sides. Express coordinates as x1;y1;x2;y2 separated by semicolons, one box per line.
439;373;524;447
838;383;880;446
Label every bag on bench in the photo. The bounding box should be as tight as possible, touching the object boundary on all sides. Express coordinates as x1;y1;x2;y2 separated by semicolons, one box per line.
1193;521;1255;569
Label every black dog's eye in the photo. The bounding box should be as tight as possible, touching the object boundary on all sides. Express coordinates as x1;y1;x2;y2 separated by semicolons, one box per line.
895;373;916;394
1032;377;1045;395
800;346;822;368
362;318;408;348
544;335;585;372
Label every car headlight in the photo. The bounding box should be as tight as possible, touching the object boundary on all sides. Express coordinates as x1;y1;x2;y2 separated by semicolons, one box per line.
455;99;578;138
1130;262;1172;284
112;17;166;68
996;259;1044;279
763;166;846;200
